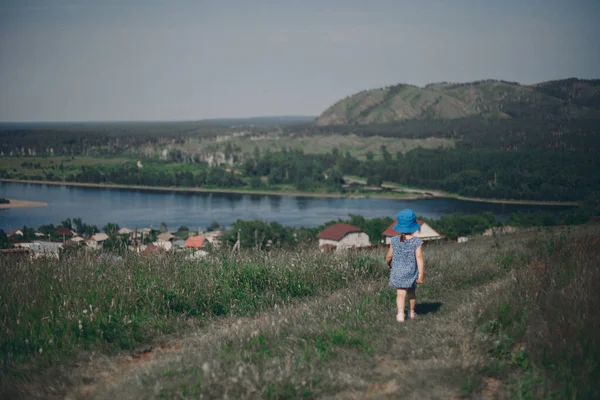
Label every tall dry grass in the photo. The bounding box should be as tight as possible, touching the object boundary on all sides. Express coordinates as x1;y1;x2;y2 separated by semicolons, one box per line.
482;230;600;398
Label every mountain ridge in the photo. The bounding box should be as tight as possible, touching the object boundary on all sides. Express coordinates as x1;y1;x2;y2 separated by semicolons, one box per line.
316;78;600;125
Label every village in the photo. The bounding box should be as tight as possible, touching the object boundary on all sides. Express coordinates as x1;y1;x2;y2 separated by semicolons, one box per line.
1;225;224;260
0;217;495;261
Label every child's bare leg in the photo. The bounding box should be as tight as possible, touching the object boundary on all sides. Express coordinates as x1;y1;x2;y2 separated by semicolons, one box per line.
407;287;416;311
396;289;407;313
396;289;407;322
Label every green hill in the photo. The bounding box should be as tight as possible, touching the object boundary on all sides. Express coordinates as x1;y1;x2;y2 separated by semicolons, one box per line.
316;78;600;125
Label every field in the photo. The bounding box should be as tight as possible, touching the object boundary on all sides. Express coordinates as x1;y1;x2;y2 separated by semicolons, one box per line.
169;133;456;160
2;224;599;399
0;157;131;179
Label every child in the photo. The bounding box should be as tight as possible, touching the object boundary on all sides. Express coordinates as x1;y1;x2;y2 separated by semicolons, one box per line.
385;209;425;323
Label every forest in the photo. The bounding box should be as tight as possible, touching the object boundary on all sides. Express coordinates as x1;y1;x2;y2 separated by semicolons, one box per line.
1;110;599;202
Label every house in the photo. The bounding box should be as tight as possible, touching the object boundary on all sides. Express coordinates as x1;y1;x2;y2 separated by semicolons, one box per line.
34;232;46;238
172;239;187;249
186;250;208;260
204;230;223;248
16;241;63;259
154;240;172;251
8;229;23;237
382;220;442;244
138;228;153;236
118;227;134;236
71;236;85;243
316;223;371;252
0;248;30;259
141;243;160;256
157;232;175;242
56;227;75;238
185;236;207;249
87;233;109;249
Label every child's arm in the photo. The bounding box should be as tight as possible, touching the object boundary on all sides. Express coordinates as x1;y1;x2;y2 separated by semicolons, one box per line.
416;245;424;284
385;245;393;270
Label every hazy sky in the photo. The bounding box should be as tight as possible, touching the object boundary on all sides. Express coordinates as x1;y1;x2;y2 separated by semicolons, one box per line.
0;0;599;121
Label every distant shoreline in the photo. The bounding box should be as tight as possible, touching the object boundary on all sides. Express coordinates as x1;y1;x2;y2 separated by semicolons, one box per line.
0;198;48;209
0;179;579;206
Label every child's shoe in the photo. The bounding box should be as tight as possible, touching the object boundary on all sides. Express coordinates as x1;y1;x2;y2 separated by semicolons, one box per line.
409;310;417;320
396;311;405;323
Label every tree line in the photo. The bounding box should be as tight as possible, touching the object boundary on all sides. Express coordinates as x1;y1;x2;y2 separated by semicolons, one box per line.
241;146;600;201
2;201;597;252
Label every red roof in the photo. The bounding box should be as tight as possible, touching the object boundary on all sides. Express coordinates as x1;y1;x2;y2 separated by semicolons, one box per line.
56;227;74;236
317;223;363;241
185;236;206;248
1;248;30;254
382;220;424;237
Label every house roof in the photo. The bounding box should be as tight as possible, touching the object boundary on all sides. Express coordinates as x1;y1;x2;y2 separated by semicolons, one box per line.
185;236;206;248
157;232;175;241
90;233;109;241
1;248;30;255
383;220;442;239
382;220;424;237
9;229;23;236
56;227;75;236
118;227;133;235
317;223;363;241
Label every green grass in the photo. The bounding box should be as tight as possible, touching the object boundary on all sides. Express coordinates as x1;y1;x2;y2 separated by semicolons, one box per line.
0;156;132;179
0;247;383;393
2;225;599;398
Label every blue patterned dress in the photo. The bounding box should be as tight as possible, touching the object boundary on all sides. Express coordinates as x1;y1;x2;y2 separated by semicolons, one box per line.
389;236;423;289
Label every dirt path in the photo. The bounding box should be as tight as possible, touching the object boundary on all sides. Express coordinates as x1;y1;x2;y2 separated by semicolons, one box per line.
61;276;508;399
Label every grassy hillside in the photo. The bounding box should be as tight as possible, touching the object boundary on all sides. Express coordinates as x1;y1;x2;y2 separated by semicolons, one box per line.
2;224;599;398
317;78;600;125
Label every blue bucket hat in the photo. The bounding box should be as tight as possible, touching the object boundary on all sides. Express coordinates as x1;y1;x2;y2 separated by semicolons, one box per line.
393;209;421;234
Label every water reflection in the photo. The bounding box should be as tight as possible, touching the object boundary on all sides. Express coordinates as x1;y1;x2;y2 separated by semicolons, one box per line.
268;195;282;211
249;194;262;205
296;197;309;211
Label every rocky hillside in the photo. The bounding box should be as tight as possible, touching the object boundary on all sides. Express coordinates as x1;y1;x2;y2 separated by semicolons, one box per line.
316;78;600;125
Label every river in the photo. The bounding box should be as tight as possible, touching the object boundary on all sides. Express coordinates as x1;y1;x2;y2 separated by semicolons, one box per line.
0;182;575;232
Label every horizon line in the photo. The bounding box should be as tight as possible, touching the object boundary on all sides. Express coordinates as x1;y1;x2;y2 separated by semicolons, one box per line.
0;115;317;124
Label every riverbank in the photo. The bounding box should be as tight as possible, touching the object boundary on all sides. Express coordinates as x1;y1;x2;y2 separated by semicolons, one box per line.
0;199;48;209
344;176;580;206
0;179;424;200
0;178;580;206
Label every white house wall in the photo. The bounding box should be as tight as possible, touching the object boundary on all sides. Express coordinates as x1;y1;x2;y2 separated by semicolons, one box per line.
319;232;371;251
385;222;441;244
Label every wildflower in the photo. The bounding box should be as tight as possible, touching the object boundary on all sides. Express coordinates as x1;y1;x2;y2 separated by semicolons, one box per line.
39;347;43;354
78;320;83;332
83;309;88;314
